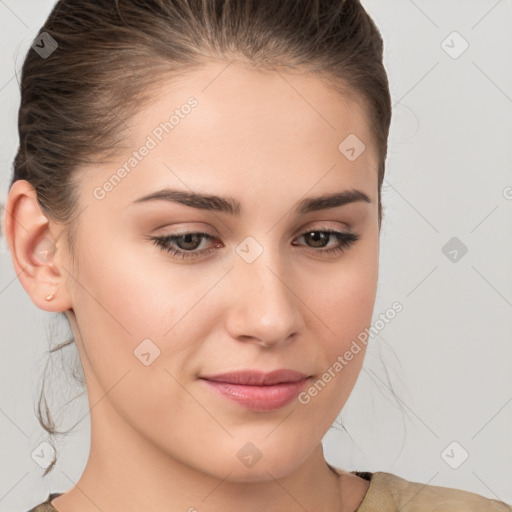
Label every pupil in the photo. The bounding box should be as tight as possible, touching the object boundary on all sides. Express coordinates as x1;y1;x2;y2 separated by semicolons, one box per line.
180;234;200;250
308;231;328;248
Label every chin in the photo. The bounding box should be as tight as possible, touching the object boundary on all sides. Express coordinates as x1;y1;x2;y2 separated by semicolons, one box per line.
198;442;310;483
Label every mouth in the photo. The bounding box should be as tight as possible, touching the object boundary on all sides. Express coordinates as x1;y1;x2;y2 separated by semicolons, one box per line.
198;369;312;411
199;369;311;386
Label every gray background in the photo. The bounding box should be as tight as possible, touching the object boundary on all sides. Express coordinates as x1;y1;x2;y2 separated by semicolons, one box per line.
1;0;511;509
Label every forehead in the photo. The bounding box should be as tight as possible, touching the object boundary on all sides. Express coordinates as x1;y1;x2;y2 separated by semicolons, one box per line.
82;61;379;210
130;61;374;151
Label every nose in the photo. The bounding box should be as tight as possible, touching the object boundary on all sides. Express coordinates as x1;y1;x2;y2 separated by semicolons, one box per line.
224;247;305;349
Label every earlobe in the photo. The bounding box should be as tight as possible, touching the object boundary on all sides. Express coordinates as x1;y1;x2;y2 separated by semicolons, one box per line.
3;179;72;312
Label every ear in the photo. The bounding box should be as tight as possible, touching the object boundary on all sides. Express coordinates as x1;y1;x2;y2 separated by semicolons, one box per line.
2;179;73;312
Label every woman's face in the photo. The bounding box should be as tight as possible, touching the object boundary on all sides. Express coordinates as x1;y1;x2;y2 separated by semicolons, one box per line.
60;62;380;480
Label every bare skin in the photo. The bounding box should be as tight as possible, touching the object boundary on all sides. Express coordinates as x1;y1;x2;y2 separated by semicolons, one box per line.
4;60;379;512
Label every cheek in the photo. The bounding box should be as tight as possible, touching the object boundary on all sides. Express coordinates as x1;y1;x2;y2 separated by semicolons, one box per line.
75;231;209;341
70;234;218;393
69;244;199;428
304;234;379;342
298;274;374;425
297;238;378;408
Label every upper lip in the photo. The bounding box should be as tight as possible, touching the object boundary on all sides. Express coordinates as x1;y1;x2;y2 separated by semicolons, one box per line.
200;369;310;386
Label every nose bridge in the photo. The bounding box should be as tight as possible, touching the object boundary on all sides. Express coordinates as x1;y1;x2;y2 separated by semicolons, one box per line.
237;235;289;306
227;233;303;342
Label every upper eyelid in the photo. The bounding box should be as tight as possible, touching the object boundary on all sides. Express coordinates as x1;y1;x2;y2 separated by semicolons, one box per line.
159;228;352;246
158;221;352;237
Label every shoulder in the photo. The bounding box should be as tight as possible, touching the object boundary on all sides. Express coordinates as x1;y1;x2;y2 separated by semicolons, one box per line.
26;492;61;512
357;471;512;512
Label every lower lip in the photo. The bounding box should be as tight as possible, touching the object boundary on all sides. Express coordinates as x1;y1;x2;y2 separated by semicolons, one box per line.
200;378;310;411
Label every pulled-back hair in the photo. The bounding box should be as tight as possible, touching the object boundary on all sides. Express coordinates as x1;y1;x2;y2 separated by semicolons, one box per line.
9;0;392;475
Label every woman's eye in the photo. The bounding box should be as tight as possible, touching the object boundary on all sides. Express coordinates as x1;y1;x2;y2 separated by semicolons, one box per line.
149;228;359;260
293;229;360;256
149;231;218;260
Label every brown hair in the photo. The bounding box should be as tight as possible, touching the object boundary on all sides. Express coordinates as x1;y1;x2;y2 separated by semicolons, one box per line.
8;0;393;475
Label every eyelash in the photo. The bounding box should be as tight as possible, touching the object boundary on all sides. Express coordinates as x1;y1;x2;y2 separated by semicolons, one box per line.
149;227;360;260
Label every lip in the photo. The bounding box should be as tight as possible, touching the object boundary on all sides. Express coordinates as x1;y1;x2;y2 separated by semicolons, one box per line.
199;369;310;386
199;370;311;412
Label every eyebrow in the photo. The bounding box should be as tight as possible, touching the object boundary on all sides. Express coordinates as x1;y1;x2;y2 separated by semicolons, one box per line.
131;188;371;215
